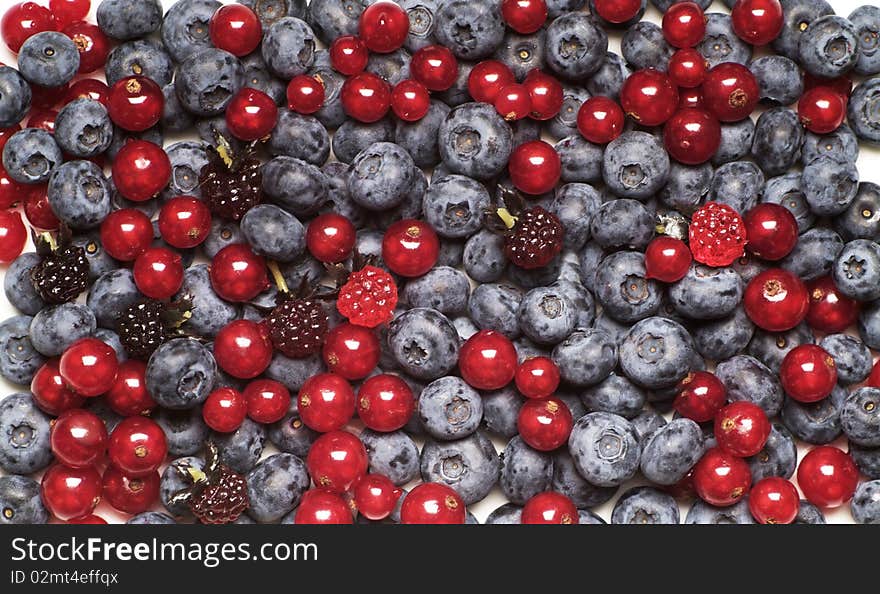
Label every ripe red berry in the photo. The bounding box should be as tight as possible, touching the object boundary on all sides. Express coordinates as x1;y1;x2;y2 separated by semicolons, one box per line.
112;140;171;202
27;109;57;133
743;268;809;332
693;447;752;507
107;76;164;132
306;212;356;263
23;186;59;230
133;247;184;300
49;0;89;27
99;208;153;261
467;59;515;103
202;386;248;433
678;87;704;109
340;72;391;123
209;243;269;302
798;86;846;134
0;209;26;262
779;344;837;403
518;397;573;451
323;322;381;380
804;72;852;104
743;203;798;261
62;21;109;75
576;95;625;144
67;514;107;524
287;74;325;115
508;140;561;195
714;401;771;457
663;108;721;165
797;446;859;508
459;330;517;390
105;360;156;417
41;464;101;520
662;1;706;48
411;44;459;92
592;0;643;24
0;161;24;210
298;373;356;432
243;379;290;424
521;492;579;524
359;1;409;53
357;373;415;432
336;265;398;328
51;409;107;468
731;0;784;46
494;83;532;121
620;68;679;126
59;338;118;398
102;466;160;515
805;276;860;333
382;218;439;277
689;201;748;267
209;3;262;57
644;236;692;283
329;35;369;76
306;430;368;492
515;356;560;399
391;79;430;121
353;474;402;520
1;2;55;53
748;477;799;524
523;69;563;120
31;359;84;416
294;489;353;524
702;62;759;122
400;483;466;524
213;319;272;380
668;48;707;88
673;371;727;423
501;0;547;34
107;416;167;478
226;87;278;141
158;195;212;249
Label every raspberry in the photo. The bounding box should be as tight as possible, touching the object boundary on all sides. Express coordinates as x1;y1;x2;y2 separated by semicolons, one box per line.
505;206;564;270
337;265;398;328
688;202;748;267
167;443;250;525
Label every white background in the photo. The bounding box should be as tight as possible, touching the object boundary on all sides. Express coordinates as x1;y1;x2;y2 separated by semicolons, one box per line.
0;0;875;524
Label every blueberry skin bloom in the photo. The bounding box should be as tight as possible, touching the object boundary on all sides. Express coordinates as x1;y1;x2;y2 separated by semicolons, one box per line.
545;12;608;80
54;99;114;158
18;31;80;88
848;77;880;145
2;128;62;185
0;66;31;127
96;0;163;41
175;48;244;117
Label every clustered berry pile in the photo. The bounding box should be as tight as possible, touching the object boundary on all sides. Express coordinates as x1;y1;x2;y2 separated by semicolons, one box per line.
1;0;880;527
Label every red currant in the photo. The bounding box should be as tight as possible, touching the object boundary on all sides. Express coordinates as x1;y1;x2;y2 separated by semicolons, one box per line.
517;397;573;451
871;361;880;388
357;373;415;432
202;386;248;433
213;319;273;379
353;474;402;520
523;69;563;120
668;48;707;88
673;371;726;423
209;3;262;57
662;1;706;48
105;360;156;417
0;165;23;210
30;82;66;110
468;59;515;103
508;140;561;195
133;247;184;300
62;21;109;74
49;0;90;28
0;209;26;262
797;446;859;508
494;83;532;121
678;86;704;109
1;2;55;53
243;379;291;424
779;344;837;403
107;416;167;478
287;74;325;115
592;0;642;24
305;212;356;263
805;276;860;333
663;108;721;165
501;0;547;34
298;372;356;432
411;45;459;92
515;356;560;399
620;68;679;126
329;35;369;76
798;86;846;134
714;401;770;457
23;185;59;230
31;359;84;416
322;322;381;380
576;95;625;144
381;218;439;277
102;466;159;515
644;236;692;283
67;514;106;524
305;430;368;492
225;87;278;141
359;1;409;53
804;72;852;104
400;483;465;524
41;464;101;520
158;195;212;249
294;489;353;524
391;79;430;121
521;492;578;524
743;203;798;261
50;409;107;468
59;338;118;397
28;109;56;133
340;72;391;123
693;447;752;507
702;62;759;122
111;140;171;201
459;330;517;390
748;477;799;524
209;243;269;302
107;76;163;132
743;268;809;332
731;0;784;46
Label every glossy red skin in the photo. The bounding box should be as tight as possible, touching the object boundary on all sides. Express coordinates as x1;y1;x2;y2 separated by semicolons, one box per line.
523;70;563;120
644;236;692;283
49;0;89;26
620;68;679;126
353;474;402;521
731;0;784;46
501;0;547;34
359;1;409;53
663;108;721;165
668;48;707;88
99;208;153;261
459;330;518;390
779;344;837;403
62;21;109;74
357;374;415;432
0;164;24;209
381;218;439;277
806;276;860;333
748;477;799;524
105;360;155;417
1;2;55;53
112;140;171;201
322;323;381;380
298;373;356;432
400;483;466;524
64;78;110;106
202;387;248;433
340;72;391;123
209;3;262;57
102;467;159;515
287;74;325;115
68;514;107;525
410;45;459;91
592;0;642;23
798;86;846;134
23;184;59;230
678;87;704;109
576;95;625;144
714;401;771;457
133;247;184;300
107;416;167;478
209;243;270;302
467;59;515;103
158;195;212;249
41;464;101;521
225;88;278;141
329;35;369;76
27;108;57;132
306;212;356;263
797;446;859;508
804;72;852;104
871;361;880;388
743;268;809;332
702;62;759;122
508;140;561;195
294;490;353;524
662;1;706;48
391;79;430;121
31;359;85;415
743;203;798;260
673;371;727;423
243;379;291;424
59;338;118;398
0;209;26;262
306;431;368;493
515;356;561;399
107;76;164;132
693;447;752;507
50;409;107;468
521;492;579;524
494;83;532;121
517;397;573;451
213;320;273;379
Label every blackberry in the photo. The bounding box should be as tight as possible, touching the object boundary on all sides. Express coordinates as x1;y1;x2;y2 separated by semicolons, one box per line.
168;442;250;525
199;135;263;221
29;231;89;305
266;298;328;359
486;187;564;270
117;298;190;360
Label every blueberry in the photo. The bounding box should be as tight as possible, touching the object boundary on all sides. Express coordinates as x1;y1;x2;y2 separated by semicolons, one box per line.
545;12;609;80
387;308;459;381
685;499;755;524
29;303;95;358
434;60;474;108
176;48;244;116
603;131;670;200
835;182;880;241
691;306;755;361
620;317;695;390
639;418;705;485
711;161;764;213
498;435;552;505
581;373;646;419
851;480;880;524
153;409;207;458
751;324;815;377
779;227;844;281
652;0;711;9
332;118;394;165
590;199;654;251
402;267;470;315
105;39;173;87
417;375;483;440
246;453;310;523
750;55;803;106
394;100;449;169
176;264;238;337
433;0;504;61
658;162;712;214
265;352;324;393
2;128;62;185
240;204;305;263
548;451;615;508
162;141;210;201
851;442;880;479
377;170;427;226
0;393;52;475
268;410;318;459
802;124;860;166
747;422;797;482
750;108;804;177
669;264;743;321
347;142;416;211
146;338;217;410
244;0;307;28
360;428;419;486
480;387;524;439
803;155;859;217
621;21;673;72
713;118;755;166
421;431;499;505
859;298;880;349
515;286;576;346
820;334;872;385
159;456;205;518
483;503;521;524
468;283;522;338
781;394;842;445
107;125;164;160
586;51;631;100
772;0;834;60
546;85;590;140
439;102;513;181
798;15;859;79
53;99;113;158
0;67;30;127
850;6;880;75
715;354;785;417
553;278;596;329
595;251;662;323
547;0;586;18
0;316;41;387
127;512;176;525
552;328;617;387
86;269;140;330
46;160;112;230
556;135;604;184
307;0;369;44
422;176;490;241
697;13;752;68
18;32;79;88
832;239;880;301
241;52;287;107
568;412;640;487
840;387;880;447
762;174;813;233
212;418;266;474
160;0;220;63
364;48;411;87
4;254;45;316
0;475;47;524
494;29;546;81
611;487;679;524
261;156;329;217
96;0;162;40
400;0;438;52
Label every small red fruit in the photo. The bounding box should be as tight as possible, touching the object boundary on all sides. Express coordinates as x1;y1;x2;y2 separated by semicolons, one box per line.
41;464;101;521
517;397;573;452
644;236;692;283
209;243;269;303
1;2;55;53
298;373;356;432
100;208;154;261
102;467;160;515
731;0;784;46
688;201;748;267
673;371;727;423
381;218;439;277
294;490;353;524
59;338;118;397
306;430;368;492
359;1;409;53
779;344;837;403
0;209;27;262
23;185;59;230
49;0;89;28
714;401;771;457
743;268;809;332
202;386;248;433
209;3;262;57
391;79;430;121
668;48;707;88
329;35;369;76
0;163;25;210
515;356;560;399
410;45;459;92
662;1;706;48
243;379;291;424
663;108;721;165
107;416;167;478
213;319;273;379
353;474;402;520
592;0;642;24
105;360;156;417
67;514;107;524
521;492;579;524
494;83;532;121
748;477;799;524
805;276;860;333
620;68;679;126
501;0;547;34
523;70;563;120
400;483;465;524
702;62;759;122
357;373;415;432
158;195;212;249
678;87;704;109
287;74;325;115
804;72;852;104
336;265;398;328
322;322;381;380
693;447;752;507
798;86;846;134
743;203;798;261
133;247;185;300
467;59;515;103
107;76;163;132
112;140;171;201
50;409;107;468
340;72;391;123
459;330;518;390
62;21;109;74
225;87;278;141
797;446;859;508
31;359;84;416
576;95;625;144
508;140;561;195
306;212;356;263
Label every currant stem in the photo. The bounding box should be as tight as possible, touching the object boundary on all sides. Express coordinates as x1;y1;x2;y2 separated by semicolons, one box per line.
266;260;289;294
